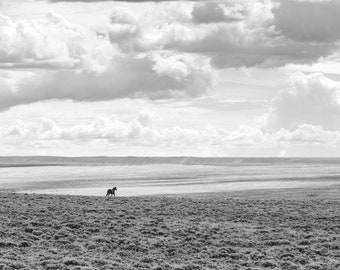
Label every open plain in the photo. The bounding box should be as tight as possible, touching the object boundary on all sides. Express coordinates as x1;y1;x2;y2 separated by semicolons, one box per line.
0;187;339;270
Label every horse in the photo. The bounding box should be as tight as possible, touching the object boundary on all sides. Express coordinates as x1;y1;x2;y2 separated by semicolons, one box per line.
106;187;117;197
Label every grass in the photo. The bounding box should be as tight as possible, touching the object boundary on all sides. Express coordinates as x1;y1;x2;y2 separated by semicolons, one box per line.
0;189;339;270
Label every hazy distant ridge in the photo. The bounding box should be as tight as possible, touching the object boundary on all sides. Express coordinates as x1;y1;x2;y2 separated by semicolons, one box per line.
1;156;340;168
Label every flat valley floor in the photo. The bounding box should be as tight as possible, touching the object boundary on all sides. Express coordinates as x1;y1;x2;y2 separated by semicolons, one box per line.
0;186;339;270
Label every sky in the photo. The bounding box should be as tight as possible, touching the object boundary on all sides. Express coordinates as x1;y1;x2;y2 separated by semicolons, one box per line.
0;0;340;157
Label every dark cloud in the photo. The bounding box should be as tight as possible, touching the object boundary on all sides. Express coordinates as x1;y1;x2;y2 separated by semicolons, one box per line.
273;0;340;43
163;23;335;68
49;0;193;2
0;53;214;111
103;1;338;69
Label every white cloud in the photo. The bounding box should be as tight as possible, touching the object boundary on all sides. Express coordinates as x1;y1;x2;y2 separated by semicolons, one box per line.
0;11;115;71
136;111;155;127
0;10;216;111
108;7;140;52
3;112;340;148
192;1;246;24
264;73;340;132
272;124;340;145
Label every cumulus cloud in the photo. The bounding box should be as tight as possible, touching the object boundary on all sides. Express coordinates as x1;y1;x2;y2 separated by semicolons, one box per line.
264;73;340;132
192;2;246;24
2;1;339;72
0;10;215;111
272;124;340;145
1;0;340;111
0;52;214;111
3;112;340;148
178;0;336;68
273;0;340;43
0;11;115;70
105;0;337;68
164;24;334;68
108;7;141;52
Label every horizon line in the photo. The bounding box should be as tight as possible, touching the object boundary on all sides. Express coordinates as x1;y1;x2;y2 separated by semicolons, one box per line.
1;156;340;159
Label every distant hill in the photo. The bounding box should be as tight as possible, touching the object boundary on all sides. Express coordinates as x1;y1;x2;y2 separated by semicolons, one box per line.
0;156;340;168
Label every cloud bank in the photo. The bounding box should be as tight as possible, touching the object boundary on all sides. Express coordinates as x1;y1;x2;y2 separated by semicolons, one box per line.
105;1;337;68
0;52;213;111
3;112;340;148
1;0;340;111
0;11;214;111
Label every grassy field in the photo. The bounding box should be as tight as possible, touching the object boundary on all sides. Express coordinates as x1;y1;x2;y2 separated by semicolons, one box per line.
0;187;339;270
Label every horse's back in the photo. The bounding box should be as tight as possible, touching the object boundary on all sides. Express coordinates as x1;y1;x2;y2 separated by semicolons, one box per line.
106;188;116;196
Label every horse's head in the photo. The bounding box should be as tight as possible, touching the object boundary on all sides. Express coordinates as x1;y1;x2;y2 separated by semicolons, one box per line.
113;187;117;191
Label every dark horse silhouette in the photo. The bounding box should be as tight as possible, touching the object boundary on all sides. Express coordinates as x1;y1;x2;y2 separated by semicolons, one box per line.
106;187;117;197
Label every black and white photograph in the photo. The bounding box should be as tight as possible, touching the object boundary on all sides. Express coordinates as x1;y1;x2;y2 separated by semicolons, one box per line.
0;0;339;269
